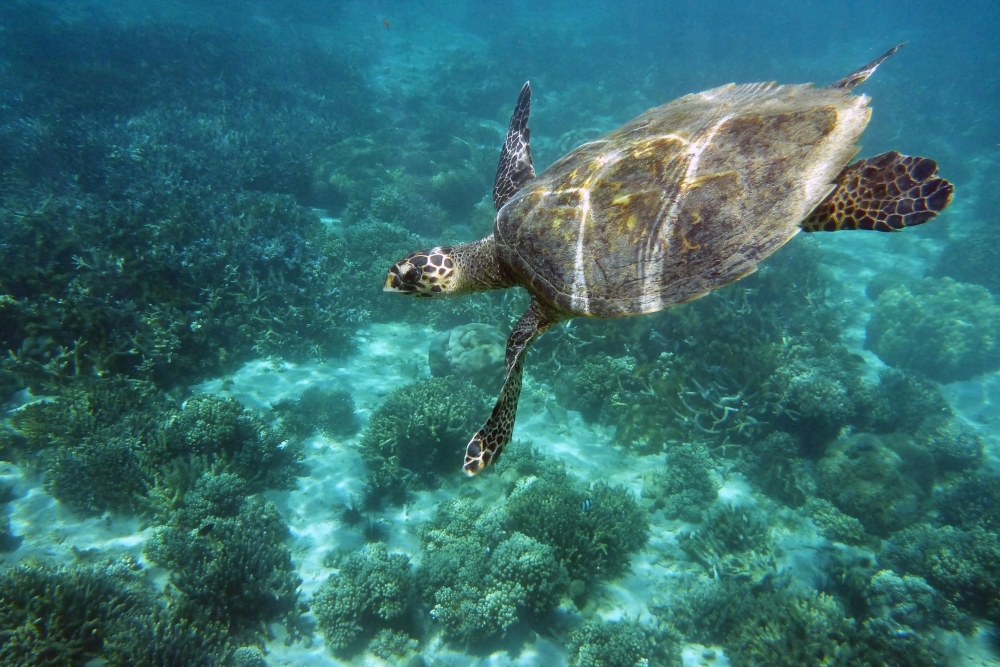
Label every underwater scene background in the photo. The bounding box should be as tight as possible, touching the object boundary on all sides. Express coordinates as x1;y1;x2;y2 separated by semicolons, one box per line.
1;0;999;665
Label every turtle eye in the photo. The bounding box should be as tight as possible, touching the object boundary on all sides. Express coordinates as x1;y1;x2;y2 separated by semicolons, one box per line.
401;265;421;285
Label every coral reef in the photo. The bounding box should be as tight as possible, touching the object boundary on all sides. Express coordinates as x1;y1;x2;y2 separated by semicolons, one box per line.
738;431;814;507
866;277;1000;382
816;433;927;536
882;524;1000;622
645;440;719;522
155;394;306;493
419;498;568;646
567;618;682;667
271;386;360;441
428;323;506;391
102;601;230;667
145;494;302;637
359;376;488;498
313;543;417;656
0;557;151;667
504;470;649;586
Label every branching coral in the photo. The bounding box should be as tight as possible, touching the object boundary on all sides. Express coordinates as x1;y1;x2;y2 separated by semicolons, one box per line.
102;601;230;667
866;277;1000;382
816;433;926;536
645;440;719;522
737;430;815;507
359;376;488;498
418;498;569;646
312;543;417;656
882;524;1000;622
156;394;306;492
145;495;302;637
0;558;150;667
271;386;360;441
504;470;649;586
568;618;682;667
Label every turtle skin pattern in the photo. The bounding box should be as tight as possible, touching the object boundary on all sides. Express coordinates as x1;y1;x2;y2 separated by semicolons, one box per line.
802;151;954;232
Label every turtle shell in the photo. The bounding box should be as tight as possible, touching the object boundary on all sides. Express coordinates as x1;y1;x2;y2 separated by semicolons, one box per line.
494;82;871;317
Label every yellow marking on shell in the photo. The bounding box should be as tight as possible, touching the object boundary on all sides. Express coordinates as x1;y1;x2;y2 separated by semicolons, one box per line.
612;194;633;206
626;214;637;231
681;230;700;251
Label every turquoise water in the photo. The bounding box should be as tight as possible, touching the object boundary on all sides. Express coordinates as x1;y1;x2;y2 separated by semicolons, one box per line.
1;1;999;665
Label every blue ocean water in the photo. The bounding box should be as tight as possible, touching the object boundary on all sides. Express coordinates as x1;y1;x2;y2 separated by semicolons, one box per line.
1;1;999;666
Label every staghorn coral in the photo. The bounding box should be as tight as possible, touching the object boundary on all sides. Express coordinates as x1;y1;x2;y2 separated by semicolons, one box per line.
866;277;1000;383
312;543;417;656
102;600;230;667
728;590;857;667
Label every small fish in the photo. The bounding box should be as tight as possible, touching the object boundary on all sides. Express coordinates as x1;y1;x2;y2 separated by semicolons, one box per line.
383;19;390;30
581;499;592;513
197;522;215;536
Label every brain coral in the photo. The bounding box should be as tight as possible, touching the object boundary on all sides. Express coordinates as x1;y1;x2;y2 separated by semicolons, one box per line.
866;277;1000;382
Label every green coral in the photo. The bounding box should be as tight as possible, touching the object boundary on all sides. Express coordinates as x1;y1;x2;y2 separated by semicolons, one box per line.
804;498;869;546
0;558;150;667
359;376;488;498
866;277;1000;382
855;569;971;667
865;368;952;435
156;394;306;492
145;495;301;637
916;417;983;474
935;472;1000;531
728;590;856;667
43;433;147;516
882;524;1000;621
680;504;775;582
816;433;926;536
312;543;417;656
645;440;719;522
102;601;230;667
271;386;359;441
559;353;640;425
419;498;568;645
738;431;814;507
568;618;681;667
765;342;867;439
505;470;649;585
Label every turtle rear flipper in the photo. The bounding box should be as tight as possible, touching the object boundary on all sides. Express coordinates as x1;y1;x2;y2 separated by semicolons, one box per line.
802;151;953;233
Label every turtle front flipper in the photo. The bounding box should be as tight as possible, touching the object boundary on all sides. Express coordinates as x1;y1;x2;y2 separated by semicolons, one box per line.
493;82;535;211
801;151;953;233
463;299;555;476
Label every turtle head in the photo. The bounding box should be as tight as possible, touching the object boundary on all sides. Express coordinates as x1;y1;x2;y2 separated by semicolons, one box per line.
384;246;459;297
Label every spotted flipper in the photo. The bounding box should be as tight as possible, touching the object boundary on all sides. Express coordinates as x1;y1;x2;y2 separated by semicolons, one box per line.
802;151;953;233
492;82;535;211
830;43;905;91
464;299;553;475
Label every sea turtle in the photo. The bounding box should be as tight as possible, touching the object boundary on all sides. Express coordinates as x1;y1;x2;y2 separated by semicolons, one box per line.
384;44;953;476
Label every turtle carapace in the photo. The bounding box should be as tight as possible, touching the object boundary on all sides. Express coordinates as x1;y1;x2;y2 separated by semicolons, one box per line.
384;44;953;476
